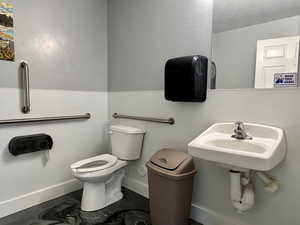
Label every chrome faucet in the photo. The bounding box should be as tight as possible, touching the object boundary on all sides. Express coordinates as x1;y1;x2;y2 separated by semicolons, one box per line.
232;121;252;140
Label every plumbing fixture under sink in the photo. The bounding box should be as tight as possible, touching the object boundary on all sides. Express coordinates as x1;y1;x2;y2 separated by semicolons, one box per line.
188;122;286;171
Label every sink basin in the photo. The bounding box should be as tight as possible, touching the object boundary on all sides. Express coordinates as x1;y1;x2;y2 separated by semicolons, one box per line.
188;123;286;171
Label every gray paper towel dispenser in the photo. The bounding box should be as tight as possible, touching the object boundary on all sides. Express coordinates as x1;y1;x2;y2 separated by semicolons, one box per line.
165;55;208;102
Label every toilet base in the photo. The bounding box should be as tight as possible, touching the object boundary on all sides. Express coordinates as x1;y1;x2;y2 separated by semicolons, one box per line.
81;169;125;211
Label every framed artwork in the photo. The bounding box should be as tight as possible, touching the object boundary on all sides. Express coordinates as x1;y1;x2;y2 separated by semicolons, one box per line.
0;2;14;61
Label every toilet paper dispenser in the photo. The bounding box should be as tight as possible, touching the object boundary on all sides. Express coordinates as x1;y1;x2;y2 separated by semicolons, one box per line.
165;55;208;102
9;134;53;156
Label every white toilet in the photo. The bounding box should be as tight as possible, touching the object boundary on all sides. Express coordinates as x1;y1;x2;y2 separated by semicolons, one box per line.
71;125;146;211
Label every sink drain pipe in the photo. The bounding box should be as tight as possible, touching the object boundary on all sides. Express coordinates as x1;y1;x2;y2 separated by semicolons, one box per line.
230;170;255;213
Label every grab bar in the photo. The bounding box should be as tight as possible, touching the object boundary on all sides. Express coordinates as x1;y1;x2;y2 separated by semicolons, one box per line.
20;60;30;114
113;113;175;125
0;113;91;126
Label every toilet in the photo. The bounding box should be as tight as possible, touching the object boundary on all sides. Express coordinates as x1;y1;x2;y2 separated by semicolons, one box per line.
71;125;146;211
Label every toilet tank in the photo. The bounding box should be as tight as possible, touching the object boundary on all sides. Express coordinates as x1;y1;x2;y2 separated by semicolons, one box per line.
110;125;146;160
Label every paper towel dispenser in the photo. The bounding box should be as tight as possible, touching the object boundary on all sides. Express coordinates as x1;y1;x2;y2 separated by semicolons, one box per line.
165;55;208;102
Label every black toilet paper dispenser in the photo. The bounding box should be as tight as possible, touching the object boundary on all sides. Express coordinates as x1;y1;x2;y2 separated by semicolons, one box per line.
9;134;53;156
165;55;208;102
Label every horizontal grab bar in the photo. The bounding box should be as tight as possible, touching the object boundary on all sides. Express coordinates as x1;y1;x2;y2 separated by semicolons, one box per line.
0;113;91;126
113;113;175;125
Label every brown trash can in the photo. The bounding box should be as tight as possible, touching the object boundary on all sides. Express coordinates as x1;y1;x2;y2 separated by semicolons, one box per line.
146;148;197;225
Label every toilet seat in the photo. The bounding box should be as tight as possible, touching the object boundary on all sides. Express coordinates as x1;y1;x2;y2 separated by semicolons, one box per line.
71;154;118;173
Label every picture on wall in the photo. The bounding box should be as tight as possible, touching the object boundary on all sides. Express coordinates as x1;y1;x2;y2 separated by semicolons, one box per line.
0;2;14;61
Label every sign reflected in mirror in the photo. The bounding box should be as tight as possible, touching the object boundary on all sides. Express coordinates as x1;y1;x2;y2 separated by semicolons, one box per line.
211;0;300;89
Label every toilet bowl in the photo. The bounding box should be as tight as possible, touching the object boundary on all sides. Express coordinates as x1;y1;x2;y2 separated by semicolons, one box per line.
71;125;145;211
71;154;128;211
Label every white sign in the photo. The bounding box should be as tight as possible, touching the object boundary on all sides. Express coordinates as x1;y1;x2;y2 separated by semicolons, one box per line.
274;73;298;88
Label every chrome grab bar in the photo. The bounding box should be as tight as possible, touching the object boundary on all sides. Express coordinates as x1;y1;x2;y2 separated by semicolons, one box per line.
0;113;91;126
113;113;175;125
20;60;30;114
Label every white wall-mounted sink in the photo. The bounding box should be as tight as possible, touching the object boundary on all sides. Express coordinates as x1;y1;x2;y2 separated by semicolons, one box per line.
188;122;286;171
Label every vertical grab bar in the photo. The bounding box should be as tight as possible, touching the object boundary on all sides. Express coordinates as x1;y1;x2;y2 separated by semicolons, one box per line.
20;60;30;114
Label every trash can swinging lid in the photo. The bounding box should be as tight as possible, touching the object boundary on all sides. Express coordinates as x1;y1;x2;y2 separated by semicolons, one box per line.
150;148;192;171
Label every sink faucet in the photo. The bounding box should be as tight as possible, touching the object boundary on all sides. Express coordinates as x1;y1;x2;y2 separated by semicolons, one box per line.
232;121;252;140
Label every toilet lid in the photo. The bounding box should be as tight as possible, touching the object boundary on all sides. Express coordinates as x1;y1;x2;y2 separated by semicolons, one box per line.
71;154;118;173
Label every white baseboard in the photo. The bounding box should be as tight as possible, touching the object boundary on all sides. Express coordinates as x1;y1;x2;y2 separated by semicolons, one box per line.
123;176;250;225
123;176;149;198
0;179;82;219
191;203;231;225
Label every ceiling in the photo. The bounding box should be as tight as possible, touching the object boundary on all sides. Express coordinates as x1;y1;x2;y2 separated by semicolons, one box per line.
213;0;300;33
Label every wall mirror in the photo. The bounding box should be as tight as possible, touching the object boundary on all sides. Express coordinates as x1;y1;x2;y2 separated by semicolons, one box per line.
211;0;300;89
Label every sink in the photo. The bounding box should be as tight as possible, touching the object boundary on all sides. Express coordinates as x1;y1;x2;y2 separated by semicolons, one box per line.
188;122;286;171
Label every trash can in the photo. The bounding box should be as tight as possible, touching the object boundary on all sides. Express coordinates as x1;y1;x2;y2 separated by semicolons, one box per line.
146;148;197;225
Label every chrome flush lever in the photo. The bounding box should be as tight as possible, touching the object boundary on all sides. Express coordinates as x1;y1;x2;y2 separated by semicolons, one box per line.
20;60;30;114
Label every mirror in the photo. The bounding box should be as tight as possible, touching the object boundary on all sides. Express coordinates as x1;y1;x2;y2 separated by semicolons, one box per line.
211;0;300;89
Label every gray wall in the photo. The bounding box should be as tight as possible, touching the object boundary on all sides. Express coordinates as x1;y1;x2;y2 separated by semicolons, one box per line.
108;0;212;91
108;1;300;225
2;0;107;91
0;0;109;217
109;89;300;225
212;16;300;89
